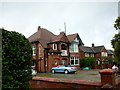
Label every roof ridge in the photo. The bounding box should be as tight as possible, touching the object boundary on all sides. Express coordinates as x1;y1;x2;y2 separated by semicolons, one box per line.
67;33;77;36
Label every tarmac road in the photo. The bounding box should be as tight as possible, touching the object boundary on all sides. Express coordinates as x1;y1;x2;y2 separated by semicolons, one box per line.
37;69;101;81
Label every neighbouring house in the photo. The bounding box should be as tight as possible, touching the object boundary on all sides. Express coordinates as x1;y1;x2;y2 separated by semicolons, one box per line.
79;44;114;65
107;50;114;59
28;26;83;72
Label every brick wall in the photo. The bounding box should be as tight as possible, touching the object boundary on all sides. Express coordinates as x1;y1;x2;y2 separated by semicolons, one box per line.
29;77;101;89
29;69;120;89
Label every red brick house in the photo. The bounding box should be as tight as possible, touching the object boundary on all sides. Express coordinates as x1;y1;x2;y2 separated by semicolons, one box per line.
79;44;114;65
107;50;114;59
28;26;114;72
28;26;83;72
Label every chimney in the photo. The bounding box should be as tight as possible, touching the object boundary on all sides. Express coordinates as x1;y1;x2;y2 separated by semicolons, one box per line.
60;32;65;35
92;43;94;47
37;26;41;31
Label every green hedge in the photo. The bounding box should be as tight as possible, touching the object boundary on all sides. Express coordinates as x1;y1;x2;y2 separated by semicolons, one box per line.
80;57;96;68
2;29;32;89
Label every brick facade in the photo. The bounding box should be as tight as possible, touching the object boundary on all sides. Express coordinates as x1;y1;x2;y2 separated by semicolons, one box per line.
28;26;114;72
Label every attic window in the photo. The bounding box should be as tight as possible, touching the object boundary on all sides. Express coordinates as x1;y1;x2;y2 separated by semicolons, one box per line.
74;37;79;42
53;43;57;50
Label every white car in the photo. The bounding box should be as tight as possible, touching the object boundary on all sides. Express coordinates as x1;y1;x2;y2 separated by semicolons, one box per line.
32;69;37;76
112;65;118;70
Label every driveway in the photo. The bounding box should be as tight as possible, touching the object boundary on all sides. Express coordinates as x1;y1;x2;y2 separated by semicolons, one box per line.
37;69;101;81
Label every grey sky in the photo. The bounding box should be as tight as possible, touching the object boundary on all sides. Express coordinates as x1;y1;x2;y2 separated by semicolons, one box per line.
0;1;119;49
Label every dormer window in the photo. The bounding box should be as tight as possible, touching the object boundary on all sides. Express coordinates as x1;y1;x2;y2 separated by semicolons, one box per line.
53;43;57;50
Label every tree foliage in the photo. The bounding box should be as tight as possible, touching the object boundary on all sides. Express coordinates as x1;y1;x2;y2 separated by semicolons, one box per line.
111;17;120;62
111;34;120;61
80;57;96;68
2;29;32;89
114;16;120;30
111;17;120;75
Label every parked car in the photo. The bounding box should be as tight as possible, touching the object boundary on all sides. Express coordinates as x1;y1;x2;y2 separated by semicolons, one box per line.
25;69;37;76
112;65;118;70
83;67;89;70
51;65;78;74
32;69;37;76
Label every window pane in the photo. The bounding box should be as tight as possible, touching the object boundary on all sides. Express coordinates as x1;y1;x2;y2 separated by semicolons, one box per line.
75;60;78;64
71;60;74;65
70;44;74;52
74;44;78;52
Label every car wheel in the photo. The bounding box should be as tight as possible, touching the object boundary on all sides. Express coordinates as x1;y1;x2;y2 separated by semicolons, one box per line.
52;69;55;74
64;70;69;74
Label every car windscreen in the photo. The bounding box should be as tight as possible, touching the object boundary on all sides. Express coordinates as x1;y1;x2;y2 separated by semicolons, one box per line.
65;65;72;67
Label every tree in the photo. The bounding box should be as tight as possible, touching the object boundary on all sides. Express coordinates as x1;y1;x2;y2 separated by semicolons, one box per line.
2;29;32;89
114;16;120;30
80;57;96;68
111;17;120;74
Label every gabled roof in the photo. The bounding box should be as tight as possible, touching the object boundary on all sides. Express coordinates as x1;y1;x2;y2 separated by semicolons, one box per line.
92;46;105;53
67;33;84;45
107;50;113;55
67;33;77;42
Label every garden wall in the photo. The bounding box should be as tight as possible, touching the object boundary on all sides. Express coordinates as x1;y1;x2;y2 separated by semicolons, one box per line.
29;77;101;89
29;69;120;89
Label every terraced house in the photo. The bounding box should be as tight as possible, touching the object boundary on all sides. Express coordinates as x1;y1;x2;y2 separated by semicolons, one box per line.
28;26;83;72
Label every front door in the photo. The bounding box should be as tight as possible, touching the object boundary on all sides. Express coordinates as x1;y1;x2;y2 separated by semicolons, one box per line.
62;60;66;65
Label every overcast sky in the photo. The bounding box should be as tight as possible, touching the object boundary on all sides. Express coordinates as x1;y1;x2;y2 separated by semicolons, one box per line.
0;1;119;50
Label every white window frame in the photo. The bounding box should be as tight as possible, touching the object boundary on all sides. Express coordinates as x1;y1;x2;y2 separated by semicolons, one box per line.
101;52;108;57
90;53;94;57
85;53;89;57
53;43;57;50
61;50;67;56
32;45;36;56
70;57;79;65
70;43;78;53
62;60;66;65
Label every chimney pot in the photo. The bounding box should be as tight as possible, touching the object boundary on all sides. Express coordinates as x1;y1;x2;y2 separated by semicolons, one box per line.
38;26;41;31
92;43;94;47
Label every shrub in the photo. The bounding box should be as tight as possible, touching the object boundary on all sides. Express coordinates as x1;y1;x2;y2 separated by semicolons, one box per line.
2;29;32;89
80;57;96;68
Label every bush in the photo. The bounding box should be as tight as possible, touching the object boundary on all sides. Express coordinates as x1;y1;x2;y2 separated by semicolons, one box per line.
2;29;32;89
80;57;96;68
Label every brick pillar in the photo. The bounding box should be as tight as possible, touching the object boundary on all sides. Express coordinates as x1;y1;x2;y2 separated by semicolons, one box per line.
99;69;116;86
